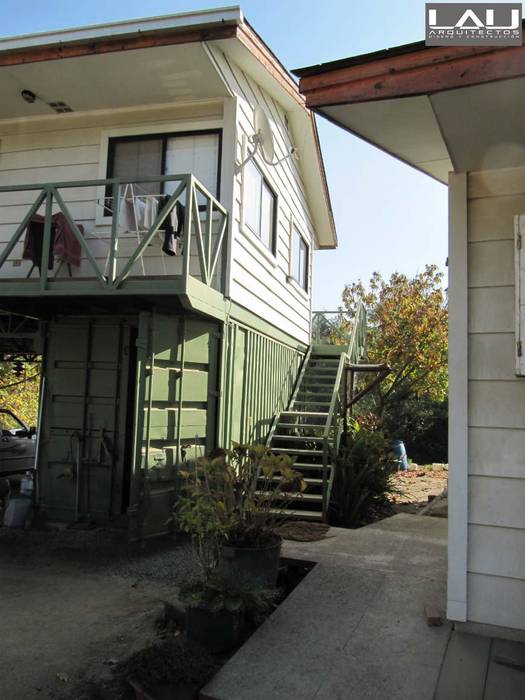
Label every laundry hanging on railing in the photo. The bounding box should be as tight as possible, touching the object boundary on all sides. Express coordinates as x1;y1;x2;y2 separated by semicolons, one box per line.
103;184;186;257
23;212;84;276
158;196;185;257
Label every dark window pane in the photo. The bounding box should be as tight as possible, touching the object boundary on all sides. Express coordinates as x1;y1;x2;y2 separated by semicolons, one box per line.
111;138;163;195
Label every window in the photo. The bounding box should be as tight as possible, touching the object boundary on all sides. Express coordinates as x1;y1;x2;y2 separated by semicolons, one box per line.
243;159;276;254
106;130;221;197
291;225;308;292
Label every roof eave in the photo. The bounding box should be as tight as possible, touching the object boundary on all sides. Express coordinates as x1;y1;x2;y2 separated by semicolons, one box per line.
294;41;525;108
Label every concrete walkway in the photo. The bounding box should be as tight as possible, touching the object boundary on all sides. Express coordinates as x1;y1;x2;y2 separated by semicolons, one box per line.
203;514;451;700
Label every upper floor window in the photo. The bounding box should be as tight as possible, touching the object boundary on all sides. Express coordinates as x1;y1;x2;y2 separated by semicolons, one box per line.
243;159;276;254
291;225;308;292
107;130;221;197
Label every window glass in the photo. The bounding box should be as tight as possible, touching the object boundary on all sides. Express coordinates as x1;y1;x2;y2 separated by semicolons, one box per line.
107;132;220;200
291;225;308;291
164;133;220;197
111;138;163;195
243;160;276;253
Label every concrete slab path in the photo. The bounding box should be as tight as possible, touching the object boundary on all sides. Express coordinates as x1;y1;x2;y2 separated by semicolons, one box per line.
203;514;451;700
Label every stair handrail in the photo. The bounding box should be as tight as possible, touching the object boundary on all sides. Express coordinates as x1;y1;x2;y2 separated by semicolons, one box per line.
321;349;348;519
288;344;313;411
265;344;312;448
319;303;368;518
348;302;367;363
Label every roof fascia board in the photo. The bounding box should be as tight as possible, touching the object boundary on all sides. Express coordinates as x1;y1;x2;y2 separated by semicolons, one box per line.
0;24;239;68
0;7;242;52
298;44;525;107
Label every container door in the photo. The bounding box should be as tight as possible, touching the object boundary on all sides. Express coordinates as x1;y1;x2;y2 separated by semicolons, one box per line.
38;317;131;522
128;312;219;542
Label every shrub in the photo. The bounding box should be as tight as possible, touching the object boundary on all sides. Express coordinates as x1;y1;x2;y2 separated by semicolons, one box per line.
382;397;448;465
330;426;396;528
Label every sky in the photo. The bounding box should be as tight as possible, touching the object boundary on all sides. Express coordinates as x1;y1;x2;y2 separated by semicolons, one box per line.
0;0;500;309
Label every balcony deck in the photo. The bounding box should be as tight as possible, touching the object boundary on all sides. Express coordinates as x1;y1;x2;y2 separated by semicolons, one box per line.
0;174;228;314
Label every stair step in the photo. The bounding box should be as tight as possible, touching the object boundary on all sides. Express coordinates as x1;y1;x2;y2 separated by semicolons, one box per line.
310;357;341;362
271;447;324;455
299;384;334;396
269;508;323;521
272;434;325;442
256;490;323;501
281;411;329;417
276;422;325;430
294;400;332;406
263;476;323;485
301;378;336;384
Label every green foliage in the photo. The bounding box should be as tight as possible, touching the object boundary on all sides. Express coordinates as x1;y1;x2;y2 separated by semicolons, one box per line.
0;361;40;426
175;443;306;569
179;574;277;616
382;397;448;465
330;425;397;528
342;266;448;420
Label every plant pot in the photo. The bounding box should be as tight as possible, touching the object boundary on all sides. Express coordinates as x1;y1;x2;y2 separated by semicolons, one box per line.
186;606;242;654
219;537;282;587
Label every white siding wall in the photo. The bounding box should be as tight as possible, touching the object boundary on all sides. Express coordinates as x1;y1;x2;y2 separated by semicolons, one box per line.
210;48;314;345
0;101;224;281
0;72;315;345
466;166;525;631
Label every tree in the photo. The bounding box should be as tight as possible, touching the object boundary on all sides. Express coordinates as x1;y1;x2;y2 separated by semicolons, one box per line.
0;360;41;426
341;265;448;422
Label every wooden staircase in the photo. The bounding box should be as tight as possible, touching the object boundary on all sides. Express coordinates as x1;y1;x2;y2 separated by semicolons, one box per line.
263;304;367;522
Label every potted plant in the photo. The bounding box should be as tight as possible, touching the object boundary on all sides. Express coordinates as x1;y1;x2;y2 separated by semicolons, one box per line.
179;574;276;653
176;443;306;587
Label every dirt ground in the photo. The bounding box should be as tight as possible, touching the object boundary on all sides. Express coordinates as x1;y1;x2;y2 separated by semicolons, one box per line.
390;465;448;514
0;527;196;700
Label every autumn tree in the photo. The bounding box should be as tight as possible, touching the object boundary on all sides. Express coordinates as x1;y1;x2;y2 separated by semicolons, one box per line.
341;265;447;422
0;360;41;426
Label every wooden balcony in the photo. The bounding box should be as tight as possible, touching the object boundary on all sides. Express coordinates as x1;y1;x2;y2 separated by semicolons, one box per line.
0;174;229;314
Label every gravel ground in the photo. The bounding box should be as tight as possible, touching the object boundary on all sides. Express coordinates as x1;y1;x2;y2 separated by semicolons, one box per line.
390;466;448;514
0;524;202;699
0;524;199;584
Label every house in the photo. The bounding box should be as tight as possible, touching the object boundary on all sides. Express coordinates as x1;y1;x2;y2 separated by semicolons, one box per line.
0;7;365;538
294;39;525;640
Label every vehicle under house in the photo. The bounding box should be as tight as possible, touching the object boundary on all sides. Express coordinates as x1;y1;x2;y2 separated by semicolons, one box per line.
0;8;366;538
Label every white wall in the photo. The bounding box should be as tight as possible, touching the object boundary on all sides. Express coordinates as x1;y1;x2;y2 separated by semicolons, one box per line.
0;101;225;283
0;71;316;345
460;166;525;631
209;48;315;345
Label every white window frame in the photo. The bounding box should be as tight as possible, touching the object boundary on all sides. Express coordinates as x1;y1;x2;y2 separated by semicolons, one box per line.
287;217;310;299
96;119;223;227
240;152;278;267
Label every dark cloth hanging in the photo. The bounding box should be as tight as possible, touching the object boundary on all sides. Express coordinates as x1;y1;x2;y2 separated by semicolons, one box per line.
22;212;84;272
22;215;55;271
158;197;185;257
53;212;83;267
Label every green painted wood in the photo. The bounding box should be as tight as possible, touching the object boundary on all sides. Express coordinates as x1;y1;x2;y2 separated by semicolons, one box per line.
132;312;220;541
219;320;304;448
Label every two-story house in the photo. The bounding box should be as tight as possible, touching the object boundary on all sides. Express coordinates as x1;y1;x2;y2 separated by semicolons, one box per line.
0;8;364;538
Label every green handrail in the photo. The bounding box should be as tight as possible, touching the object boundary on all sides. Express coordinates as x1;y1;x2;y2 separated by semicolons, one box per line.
0;173;228;295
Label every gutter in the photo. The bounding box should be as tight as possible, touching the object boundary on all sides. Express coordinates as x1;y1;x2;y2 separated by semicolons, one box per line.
0;7;243;53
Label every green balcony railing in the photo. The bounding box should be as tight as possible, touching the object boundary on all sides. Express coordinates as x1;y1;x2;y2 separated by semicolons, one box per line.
0;174;228;297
